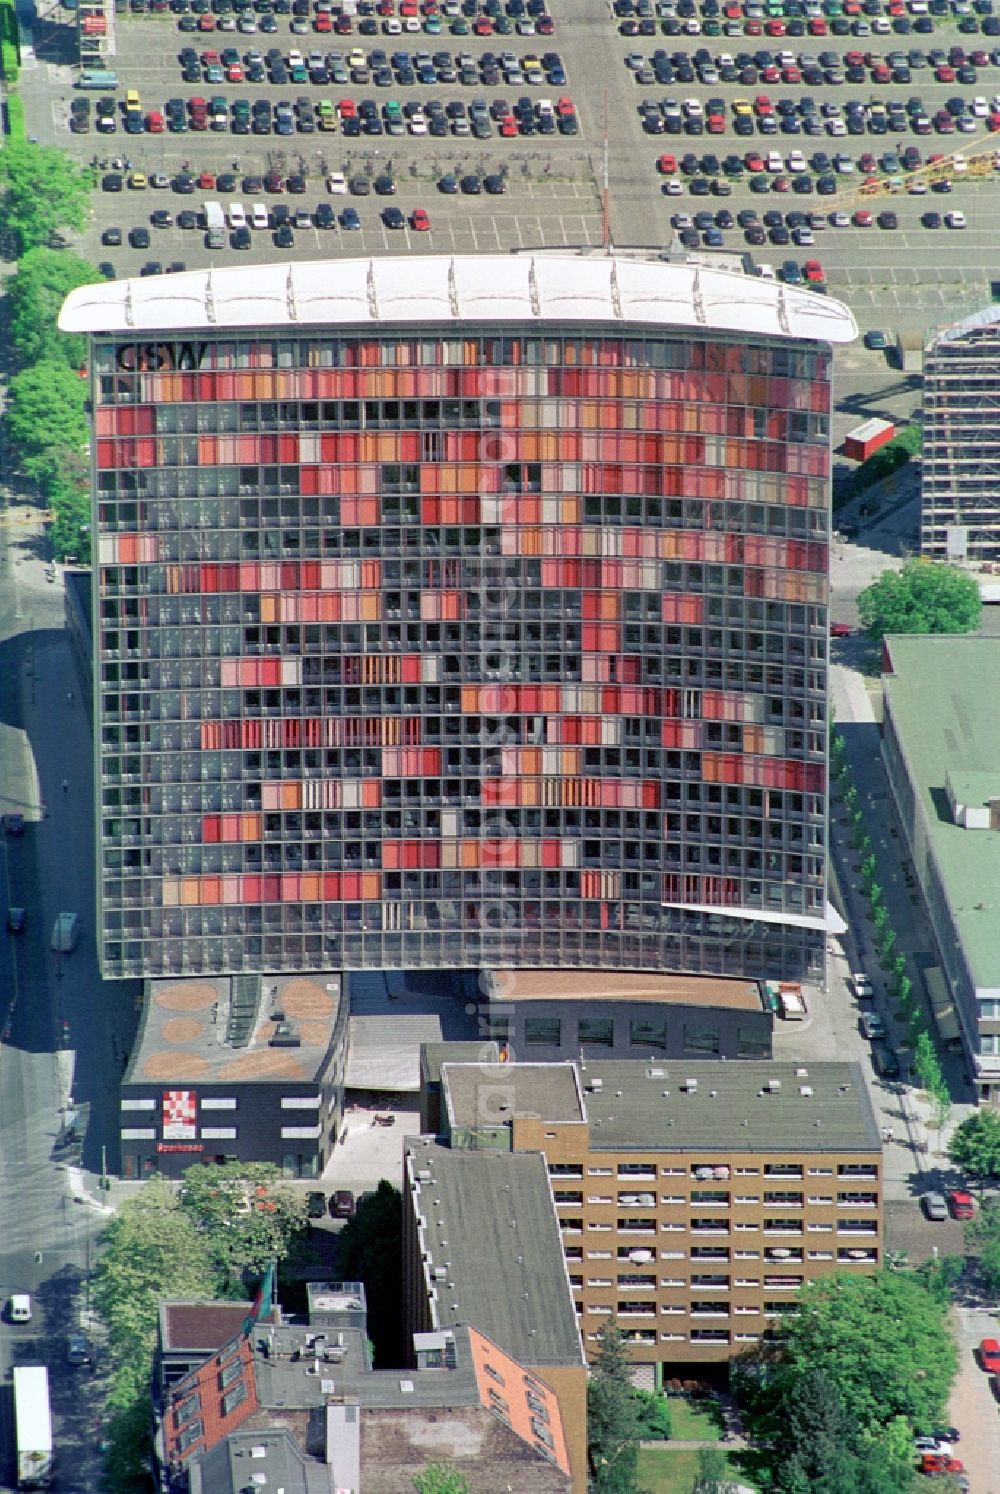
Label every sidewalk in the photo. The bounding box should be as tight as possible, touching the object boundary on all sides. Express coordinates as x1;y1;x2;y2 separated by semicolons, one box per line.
829;662;977;1172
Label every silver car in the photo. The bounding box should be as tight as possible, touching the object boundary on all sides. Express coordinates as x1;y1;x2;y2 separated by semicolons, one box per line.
922;1192;948;1222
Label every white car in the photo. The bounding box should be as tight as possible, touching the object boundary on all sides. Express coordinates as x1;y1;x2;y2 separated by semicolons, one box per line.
833;152;855;172
251;203;269;229
409;111;427;134
326;172;348;194
766;150;784;172
228;202;247;229
826;119;847;136
787;150;806;172
683;97;704;116
972;96;989;117
914;1437;952;1457
663;177;683;194
287;48;305;66
850;972;874;999
945;210;967;229
829;210;850;226
907;179;927;194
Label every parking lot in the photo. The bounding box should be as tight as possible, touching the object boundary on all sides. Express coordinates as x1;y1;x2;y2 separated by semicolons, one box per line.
12;0;1000;322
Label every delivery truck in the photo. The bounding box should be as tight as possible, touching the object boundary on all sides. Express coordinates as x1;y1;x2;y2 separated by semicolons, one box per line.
14;1366;53;1489
50;913;79;953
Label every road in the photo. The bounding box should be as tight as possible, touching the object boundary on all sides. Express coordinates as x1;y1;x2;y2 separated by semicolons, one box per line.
0;503;139;1493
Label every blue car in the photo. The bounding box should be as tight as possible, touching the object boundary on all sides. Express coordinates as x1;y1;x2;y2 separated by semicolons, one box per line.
341;206;361;229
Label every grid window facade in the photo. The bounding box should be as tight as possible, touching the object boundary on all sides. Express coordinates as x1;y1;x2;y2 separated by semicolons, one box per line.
922;321;1000;563
92;325;832;979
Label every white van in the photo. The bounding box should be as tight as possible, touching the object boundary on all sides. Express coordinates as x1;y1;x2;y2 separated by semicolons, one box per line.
51;912;79;953
228;202;247;229
251;203;269;230
10;1294;31;1323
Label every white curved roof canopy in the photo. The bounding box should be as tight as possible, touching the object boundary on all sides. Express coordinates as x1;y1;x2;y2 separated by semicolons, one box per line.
59;254;858;343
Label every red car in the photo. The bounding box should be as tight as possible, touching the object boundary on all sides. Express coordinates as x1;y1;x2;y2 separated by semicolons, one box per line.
411;207;431;230
657;152;678;173
980;1338;1000;1372
947;1189;974;1220
853;209;873;226
830;621;852;638
919;1454;964;1477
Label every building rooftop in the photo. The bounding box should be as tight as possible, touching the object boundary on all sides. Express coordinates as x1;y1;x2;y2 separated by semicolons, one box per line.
59;253;857;344
581;1060;880;1153
884;635;1000;990
124;972;342;1087
442;1062;587;1130
485;968;765;1011
161;1301;256;1352
422;1041;501;1087
405;1141;584;1368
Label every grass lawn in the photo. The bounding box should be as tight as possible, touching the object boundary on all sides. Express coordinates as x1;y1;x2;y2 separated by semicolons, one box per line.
637;1446;752;1493
665;1398;724;1442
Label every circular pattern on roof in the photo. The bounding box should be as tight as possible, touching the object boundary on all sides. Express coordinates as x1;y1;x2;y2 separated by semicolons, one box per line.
142;1052;211;1080
299;1021;332;1048
161;1017;204;1044
217;1051;307;1080
281;978;335;1019
155;982;217;1011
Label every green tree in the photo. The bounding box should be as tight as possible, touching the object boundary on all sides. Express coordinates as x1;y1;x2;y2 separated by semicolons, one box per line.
587;1318;647;1494
93;1178;218;1364
768;1369;879;1494
335;1179;404;1366
967;1200;1000;1296
631;1387;671;1440
913;1032;942;1096
412;1464;472;1494
692;1448;741;1494
879;926;897;964
6;360;89;482
777;1271;956;1431
6;246;99;369
178;1161;307;1287
858;560;981;641
949;1109;1000;1184
896;975;913;1009
0;139;91;253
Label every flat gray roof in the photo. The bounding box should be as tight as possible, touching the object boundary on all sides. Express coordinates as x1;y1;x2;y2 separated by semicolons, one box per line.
442;1062;586;1129
884;635;1000;990
405;1141;584;1368
582;1060;881;1153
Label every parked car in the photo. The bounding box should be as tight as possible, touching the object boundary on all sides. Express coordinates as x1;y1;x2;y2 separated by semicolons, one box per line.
921;1191;949;1221
979;1337;1000;1372
947;1189;975;1220
872;1043;900;1079
330;1189;356;1217
859;1011;886;1040
306;1191;326;1218
7;908;25;933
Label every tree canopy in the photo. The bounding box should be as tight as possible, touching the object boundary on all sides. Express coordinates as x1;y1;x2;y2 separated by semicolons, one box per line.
587;1318;650;1494
6;360;89;482
6;247;98;368
177;1160;307;1287
857;560;981;640
0;140;91;254
745;1270;956;1436
967;1198;1000;1298
93;1177;218;1366
948;1108;1000;1183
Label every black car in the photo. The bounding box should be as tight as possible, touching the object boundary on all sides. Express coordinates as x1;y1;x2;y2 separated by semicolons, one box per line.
129;226;151;248
177;209;198;228
140;260;163;276
745;223;766;244
232;225;252;248
922;210;942;227
460;173;482;193
438;173;459;193
484;173;507;193
374;173;396;194
315;202;335;227
307;1191;326;1218
102;173;124;192
273;223;295;246
102;226;123;245
383;205;405;227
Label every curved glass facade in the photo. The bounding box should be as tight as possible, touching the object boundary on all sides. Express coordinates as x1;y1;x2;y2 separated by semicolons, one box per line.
92;323;832;979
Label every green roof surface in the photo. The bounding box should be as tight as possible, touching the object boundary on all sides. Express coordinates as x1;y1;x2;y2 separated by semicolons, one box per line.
884;635;1000;989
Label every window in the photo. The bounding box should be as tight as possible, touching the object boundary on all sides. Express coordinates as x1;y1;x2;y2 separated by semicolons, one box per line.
221;1382;248;1416
524;1017;561;1046
219;1359;244;1390
177;1421;203;1452
630;1019;667;1051
174;1393;201;1427
737;1026;770;1057
578;1017;614;1048
683;1023;720;1055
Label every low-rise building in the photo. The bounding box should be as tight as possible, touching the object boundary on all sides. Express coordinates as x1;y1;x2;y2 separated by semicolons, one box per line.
475;968;773;1066
409;1052;882;1382
119;972;348;1178
153;1285;580;1493
882;634;1000;1100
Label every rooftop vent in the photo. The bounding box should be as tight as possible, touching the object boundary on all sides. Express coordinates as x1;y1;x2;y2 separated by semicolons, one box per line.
416;1169;431;1183
269;1020;301;1048
589;1077;603;1093
766;1079;781;1093
683;1078;698;1093
799;1086;813;1098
